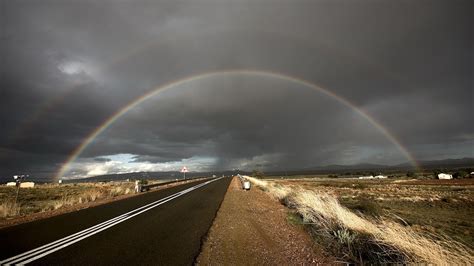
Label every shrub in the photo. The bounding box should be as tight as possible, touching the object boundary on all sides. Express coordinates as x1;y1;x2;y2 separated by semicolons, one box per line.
287;212;303;225
352;183;368;190
350;199;382;217
453;171;467;179
406;171;417;178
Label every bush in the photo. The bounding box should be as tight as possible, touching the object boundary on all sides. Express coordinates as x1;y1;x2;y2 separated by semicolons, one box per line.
453;171;467;179
406;171;417;178
252;170;265;178
352;183;368;190
350;199;382;217
287;212;303;225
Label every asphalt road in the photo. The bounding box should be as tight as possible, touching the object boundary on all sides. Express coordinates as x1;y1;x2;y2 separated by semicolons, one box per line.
0;177;232;265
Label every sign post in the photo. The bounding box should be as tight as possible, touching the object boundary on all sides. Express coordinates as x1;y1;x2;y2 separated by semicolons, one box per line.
180;166;188;180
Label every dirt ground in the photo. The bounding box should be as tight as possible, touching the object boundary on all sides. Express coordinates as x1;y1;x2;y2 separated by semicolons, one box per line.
196;177;329;265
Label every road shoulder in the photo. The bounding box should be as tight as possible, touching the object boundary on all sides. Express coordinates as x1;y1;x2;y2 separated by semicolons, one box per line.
196;176;327;265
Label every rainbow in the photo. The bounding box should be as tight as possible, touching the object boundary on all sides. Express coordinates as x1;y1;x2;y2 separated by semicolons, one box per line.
55;69;419;179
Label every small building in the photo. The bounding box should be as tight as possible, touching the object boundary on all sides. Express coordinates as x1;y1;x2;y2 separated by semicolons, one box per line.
374;175;388;179
438;173;453;180
20;182;35;188
359;176;374;179
6;182;16;186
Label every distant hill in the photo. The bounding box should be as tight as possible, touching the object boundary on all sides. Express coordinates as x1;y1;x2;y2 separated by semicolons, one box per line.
304;163;389;171
301;158;474;173
396;157;474;169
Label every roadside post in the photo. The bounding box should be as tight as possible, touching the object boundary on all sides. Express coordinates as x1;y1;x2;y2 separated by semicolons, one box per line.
13;174;28;207
134;180;142;193
181;166;188;180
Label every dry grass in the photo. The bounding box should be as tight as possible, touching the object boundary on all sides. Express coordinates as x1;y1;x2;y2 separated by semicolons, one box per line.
43;186;135;211
0;182;135;219
0;200;20;217
245;176;473;264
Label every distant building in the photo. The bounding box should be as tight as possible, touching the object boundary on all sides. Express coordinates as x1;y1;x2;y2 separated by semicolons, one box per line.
20;182;35;188
6;182;16;186
374;175;388;179
438;173;453;180
359;176;374;179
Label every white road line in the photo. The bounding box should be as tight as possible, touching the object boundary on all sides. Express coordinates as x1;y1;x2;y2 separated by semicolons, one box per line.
1;192;179;265
1;177;223;265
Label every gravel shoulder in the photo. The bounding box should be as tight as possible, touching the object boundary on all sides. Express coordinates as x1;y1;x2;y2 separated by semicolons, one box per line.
196;176;329;265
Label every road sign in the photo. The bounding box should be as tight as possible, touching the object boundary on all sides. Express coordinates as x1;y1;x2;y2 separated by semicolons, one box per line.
180;166;188;180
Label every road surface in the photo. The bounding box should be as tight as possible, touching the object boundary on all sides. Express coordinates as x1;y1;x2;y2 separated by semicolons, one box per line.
0;177;231;265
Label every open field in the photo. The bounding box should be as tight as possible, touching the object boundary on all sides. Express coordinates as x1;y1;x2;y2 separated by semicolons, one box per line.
247;175;474;264
271;177;474;249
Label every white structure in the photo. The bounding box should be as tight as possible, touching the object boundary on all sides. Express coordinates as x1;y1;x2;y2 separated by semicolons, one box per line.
20;182;35;188
58;179;63;184
359;176;374;179
6;182;16;186
243;181;251;190
134;180;142;193
374;175;388;179
438;173;453;180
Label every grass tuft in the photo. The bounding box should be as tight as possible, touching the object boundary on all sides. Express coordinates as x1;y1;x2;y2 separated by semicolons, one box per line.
0;200;20;218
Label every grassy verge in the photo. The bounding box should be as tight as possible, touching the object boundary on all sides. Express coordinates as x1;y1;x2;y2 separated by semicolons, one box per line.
246;176;473;264
0;182;136;219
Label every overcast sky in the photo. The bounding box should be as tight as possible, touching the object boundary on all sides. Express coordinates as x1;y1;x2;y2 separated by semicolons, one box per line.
1;0;472;179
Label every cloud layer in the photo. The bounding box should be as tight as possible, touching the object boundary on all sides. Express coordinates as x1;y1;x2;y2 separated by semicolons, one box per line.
1;0;472;179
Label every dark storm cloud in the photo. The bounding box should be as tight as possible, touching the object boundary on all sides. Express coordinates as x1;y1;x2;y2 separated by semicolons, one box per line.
1;0;472;179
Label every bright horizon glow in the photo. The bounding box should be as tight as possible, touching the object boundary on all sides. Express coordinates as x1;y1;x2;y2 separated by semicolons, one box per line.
63;154;217;179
